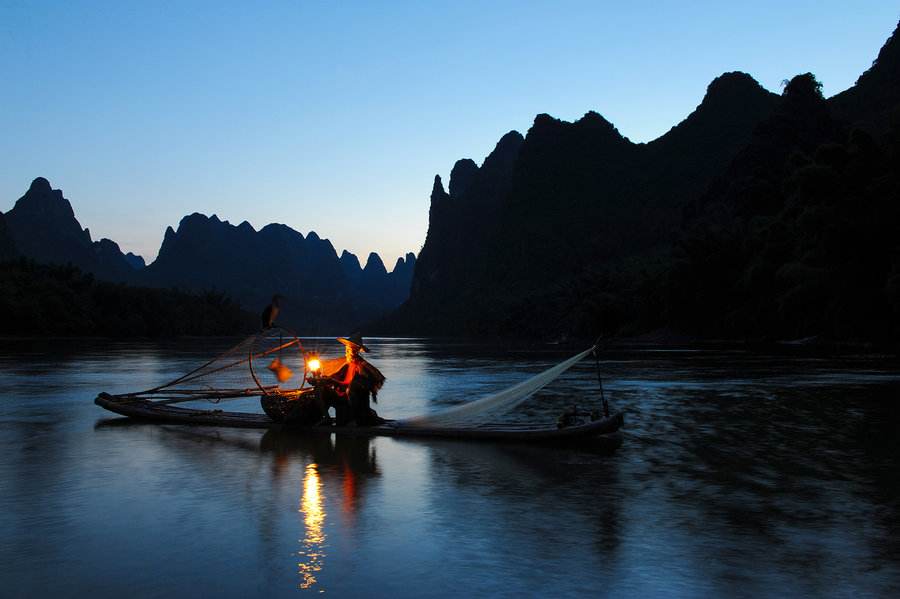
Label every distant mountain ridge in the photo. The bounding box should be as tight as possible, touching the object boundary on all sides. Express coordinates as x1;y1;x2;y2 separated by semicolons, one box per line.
1;179;415;332
4;177;137;282
143;212;415;329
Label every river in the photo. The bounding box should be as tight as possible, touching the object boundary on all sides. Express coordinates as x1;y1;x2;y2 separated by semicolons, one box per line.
1;338;898;597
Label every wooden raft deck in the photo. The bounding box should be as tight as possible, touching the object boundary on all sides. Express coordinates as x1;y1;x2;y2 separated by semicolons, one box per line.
95;393;624;447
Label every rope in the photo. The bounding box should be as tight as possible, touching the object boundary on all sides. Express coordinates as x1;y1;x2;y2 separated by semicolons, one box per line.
593;341;610;418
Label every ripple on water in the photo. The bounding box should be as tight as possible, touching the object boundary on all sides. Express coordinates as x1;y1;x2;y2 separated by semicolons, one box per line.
1;339;899;596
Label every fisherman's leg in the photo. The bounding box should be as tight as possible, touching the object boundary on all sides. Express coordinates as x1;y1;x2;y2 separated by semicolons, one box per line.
333;394;352;426
351;390;378;426
314;387;330;423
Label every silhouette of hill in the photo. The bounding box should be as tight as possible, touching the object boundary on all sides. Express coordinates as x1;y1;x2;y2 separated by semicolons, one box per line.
385;19;900;343
143;214;352;330
670;66;900;343
339;249;363;288
355;252;417;316
124;252;146;269
831;22;900;132
392;72;778;336
406;132;524;331
388;252;417;303
142;214;412;331
4;178;138;283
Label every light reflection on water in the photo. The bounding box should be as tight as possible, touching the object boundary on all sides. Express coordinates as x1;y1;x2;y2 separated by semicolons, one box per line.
1;338;899;597
298;463;325;590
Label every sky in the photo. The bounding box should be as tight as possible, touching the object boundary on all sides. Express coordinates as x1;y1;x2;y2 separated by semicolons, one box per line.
1;1;897;268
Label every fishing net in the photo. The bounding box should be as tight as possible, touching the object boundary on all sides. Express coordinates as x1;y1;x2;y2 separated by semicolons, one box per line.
121;327;311;404
400;346;595;427
112;336;597;428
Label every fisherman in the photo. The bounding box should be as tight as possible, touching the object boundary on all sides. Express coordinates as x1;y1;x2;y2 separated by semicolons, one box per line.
325;333;385;426
261;294;282;329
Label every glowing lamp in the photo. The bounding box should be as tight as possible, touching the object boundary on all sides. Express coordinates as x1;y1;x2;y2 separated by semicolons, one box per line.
307;358;321;372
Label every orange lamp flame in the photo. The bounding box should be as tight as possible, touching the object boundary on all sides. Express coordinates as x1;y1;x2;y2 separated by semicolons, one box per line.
307;358;321;372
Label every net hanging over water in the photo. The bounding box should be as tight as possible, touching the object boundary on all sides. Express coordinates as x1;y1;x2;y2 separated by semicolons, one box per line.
125;328;311;403
401;347;595;428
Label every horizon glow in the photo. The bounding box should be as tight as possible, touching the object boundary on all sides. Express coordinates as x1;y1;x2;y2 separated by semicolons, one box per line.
1;1;897;266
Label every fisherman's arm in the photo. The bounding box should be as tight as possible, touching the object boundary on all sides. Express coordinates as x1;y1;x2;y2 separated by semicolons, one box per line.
326;363;355;393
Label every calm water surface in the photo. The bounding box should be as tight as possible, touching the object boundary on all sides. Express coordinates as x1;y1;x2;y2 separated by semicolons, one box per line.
1;338;899;597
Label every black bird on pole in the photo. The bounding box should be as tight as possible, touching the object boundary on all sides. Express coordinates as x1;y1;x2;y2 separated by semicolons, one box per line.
261;295;282;329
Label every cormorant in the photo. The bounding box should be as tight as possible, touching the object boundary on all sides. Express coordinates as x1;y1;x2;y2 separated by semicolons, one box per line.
261;295;282;329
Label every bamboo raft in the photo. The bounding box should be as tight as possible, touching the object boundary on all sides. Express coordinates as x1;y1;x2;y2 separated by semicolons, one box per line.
94;392;624;447
94;333;624;448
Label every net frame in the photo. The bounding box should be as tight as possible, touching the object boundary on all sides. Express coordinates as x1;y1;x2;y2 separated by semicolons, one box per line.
116;327;311;404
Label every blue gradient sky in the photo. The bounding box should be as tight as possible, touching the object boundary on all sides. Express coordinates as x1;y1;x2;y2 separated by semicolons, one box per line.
1;2;897;267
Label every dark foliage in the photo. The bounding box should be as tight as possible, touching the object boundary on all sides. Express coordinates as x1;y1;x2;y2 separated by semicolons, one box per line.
0;259;256;337
670;73;900;343
0;212;16;261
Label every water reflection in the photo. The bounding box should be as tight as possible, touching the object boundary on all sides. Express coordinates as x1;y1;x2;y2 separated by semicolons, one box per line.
298;463;325;590
7;340;900;597
263;432;381;591
263;431;379;532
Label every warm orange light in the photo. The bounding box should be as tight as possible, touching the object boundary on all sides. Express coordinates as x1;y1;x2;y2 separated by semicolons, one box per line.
298;463;325;589
307;358;321;372
267;357;293;383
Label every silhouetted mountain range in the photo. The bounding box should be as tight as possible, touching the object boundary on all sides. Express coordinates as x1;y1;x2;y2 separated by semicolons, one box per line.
124;252;145;269
143;213;414;329
384;20;900;344
4;177;137;283
6;19;899;343
393;72;779;335
1;179;415;333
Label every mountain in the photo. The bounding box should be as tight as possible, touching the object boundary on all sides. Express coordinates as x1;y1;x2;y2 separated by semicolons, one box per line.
388;253;417;303
669;63;900;343
143;213;412;331
124;252;146;269
387;19;900;342
3;179;415;333
0;177;415;334
340;250;415;311
392;72;778;336
353;252;417;315
831;21;900;133
3;177;136;282
339;250;363;288
641;72;782;227
405;132;524;331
